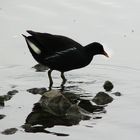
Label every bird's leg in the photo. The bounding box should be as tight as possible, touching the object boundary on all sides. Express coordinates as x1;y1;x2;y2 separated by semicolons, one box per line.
48;69;53;90
60;72;67;88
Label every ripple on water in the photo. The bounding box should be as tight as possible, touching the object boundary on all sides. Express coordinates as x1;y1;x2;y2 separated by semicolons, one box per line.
0;63;139;137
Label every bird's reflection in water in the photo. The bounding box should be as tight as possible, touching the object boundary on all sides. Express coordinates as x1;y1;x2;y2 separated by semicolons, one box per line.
23;87;105;136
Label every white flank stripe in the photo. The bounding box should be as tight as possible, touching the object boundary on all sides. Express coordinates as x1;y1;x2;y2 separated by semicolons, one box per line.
45;47;77;60
27;40;41;54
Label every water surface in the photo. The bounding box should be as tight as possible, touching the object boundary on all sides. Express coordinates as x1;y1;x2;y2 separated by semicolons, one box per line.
0;0;140;139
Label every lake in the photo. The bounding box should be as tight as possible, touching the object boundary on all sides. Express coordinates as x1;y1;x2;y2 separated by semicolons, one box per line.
0;0;140;139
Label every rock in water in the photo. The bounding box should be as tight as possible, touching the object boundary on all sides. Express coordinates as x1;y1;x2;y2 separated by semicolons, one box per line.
25;90;85;129
103;81;114;91
92;92;113;105
0;90;18;104
0;114;6;120
39;90;72;116
7;90;18;96
1;128;18;135
2;95;13;101
27;88;47;95
78;100;104;113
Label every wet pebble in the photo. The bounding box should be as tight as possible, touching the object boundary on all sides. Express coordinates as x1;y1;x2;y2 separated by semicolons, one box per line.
1;128;18;135
103;81;114;91
92;92;113;105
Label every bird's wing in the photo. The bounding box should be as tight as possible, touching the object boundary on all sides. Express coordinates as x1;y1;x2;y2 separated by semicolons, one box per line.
44;47;86;71
27;30;82;56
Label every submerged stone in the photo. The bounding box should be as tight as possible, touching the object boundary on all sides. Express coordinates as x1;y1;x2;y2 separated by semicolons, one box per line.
103;81;114;91
7;90;18;96
92;92;113;105
27;88;47;95
3;95;13;101
78;100;104;113
65;104;83;123
0;90;18;104
0;114;6;120
1;128;18;135
112;92;122;96
62;92;80;104
24;90;90;129
39;90;72;116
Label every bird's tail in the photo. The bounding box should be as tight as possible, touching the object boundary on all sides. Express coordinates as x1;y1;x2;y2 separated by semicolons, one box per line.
26;30;36;35
22;34;27;38
22;33;41;55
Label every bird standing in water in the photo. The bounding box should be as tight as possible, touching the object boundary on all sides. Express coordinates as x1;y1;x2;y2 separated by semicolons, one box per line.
22;30;109;89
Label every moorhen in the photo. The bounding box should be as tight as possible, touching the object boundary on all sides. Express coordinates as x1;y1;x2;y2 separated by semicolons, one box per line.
22;30;109;88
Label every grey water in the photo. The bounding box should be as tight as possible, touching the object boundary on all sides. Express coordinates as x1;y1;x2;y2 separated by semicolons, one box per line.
0;0;140;139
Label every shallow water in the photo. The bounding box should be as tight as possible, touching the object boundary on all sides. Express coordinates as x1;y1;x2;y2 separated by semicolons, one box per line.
0;0;140;139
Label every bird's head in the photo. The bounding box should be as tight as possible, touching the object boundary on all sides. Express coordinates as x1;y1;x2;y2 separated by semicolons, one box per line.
85;42;109;57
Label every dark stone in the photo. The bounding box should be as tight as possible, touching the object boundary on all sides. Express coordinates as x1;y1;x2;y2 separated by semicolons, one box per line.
0;90;18;104
65;104;83;123
1;128;18;135
25;107;81;128
7;90;18;96
3;95;13;101
0;114;6;120
27;88;47;95
0;96;5;106
103;81;114;91
62;92;80;104
92;92;113;105
32;64;49;72
78;100;104;113
24;90;90;129
112;92;122;96
38;90;73;116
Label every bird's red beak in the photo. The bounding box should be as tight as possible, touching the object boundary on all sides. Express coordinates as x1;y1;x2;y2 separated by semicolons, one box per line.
103;51;109;57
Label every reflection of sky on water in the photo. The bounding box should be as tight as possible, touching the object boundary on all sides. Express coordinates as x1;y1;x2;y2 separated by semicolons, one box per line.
0;0;140;139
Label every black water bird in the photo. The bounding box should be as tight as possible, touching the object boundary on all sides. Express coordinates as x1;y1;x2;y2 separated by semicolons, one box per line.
22;30;109;88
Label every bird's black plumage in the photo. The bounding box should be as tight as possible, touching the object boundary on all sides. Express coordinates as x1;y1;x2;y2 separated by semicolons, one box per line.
22;30;108;88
